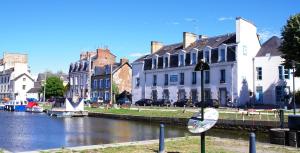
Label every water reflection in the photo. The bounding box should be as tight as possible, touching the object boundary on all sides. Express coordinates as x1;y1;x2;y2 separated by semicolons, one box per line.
0;112;189;152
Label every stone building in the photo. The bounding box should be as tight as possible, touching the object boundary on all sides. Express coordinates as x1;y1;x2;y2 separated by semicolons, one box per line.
91;58;132;103
0;53;34;101
68;48;117;99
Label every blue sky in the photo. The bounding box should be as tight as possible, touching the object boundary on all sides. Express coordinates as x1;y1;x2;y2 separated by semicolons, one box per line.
0;0;299;75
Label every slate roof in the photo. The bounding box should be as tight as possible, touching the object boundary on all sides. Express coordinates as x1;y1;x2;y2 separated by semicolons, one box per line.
94;62;131;76
13;73;34;81
256;36;282;57
27;87;41;93
134;33;236;62
0;68;14;74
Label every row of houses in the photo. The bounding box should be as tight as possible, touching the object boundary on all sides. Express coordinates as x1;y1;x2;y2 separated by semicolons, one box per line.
131;17;300;107
67;48;132;103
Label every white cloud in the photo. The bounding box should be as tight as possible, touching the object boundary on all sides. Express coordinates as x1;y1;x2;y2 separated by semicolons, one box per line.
185;18;198;22
129;52;147;57
172;22;180;25
218;17;234;21
257;28;280;42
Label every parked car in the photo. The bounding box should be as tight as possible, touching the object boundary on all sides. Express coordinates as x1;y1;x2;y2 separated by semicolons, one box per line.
194;99;220;108
173;99;189;107
117;97;131;106
135;99;153;106
152;99;171;106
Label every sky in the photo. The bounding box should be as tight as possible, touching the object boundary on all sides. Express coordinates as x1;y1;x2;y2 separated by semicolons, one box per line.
0;0;299;76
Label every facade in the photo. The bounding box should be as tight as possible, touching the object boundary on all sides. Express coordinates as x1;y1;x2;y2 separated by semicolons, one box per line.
254;36;300;106
0;53;34;101
132;17;261;106
91;58;132;103
68;48;116;99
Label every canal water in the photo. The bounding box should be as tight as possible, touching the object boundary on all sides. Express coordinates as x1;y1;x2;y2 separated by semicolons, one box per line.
0;111;268;152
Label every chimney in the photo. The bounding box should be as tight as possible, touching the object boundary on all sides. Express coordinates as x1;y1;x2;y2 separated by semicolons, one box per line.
151;41;163;54
199;35;208;40
183;32;197;48
120;58;129;65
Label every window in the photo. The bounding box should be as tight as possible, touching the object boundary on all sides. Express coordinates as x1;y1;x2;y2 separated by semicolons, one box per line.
191;53;197;65
204;71;210;84
192;72;197;84
220;69;226;83
105;92;110;101
163;89;169;100
153;75;157;86
164;74;168;86
153;58;157;69
204;89;211;101
256;67;262;80
106;79;110;88
136;77;140;87
191;89;198;103
22;85;26;90
204;51;210;63
279;66;290;79
219;49;225;62
101;79;105;88
179;54;184;66
152;90;158;101
99;79;102;89
180;73;184;85
178;89;186;100
164;57;168;68
93;80;97;89
105;65;110;74
256;86;263;103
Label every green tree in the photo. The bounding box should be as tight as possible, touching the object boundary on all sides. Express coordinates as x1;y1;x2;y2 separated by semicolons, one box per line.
42;76;64;99
279;13;300;76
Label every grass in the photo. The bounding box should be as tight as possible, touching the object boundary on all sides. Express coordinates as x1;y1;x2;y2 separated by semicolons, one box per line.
39;136;300;153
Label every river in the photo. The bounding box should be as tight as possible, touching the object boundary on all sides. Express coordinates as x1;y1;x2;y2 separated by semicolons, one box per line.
0;111;268;152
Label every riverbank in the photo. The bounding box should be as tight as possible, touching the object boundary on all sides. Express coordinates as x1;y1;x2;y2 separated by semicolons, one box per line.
23;136;300;153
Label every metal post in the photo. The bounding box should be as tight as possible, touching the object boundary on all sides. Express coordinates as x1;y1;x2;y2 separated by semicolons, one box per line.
249;132;256;153
200;70;205;153
293;65;296;115
279;109;284;129
43;71;47;102
159;123;165;153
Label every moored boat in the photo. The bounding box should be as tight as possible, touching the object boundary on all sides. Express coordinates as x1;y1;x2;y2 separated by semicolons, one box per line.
4;100;27;111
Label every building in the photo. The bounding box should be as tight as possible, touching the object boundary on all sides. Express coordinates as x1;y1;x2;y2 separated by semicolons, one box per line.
27;72;69;101
68;48;117;99
91;58;132;103
0;53;34;101
254;36;300;106
132;17;261;107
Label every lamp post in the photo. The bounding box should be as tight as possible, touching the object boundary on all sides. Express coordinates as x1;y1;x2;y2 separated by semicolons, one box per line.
292;61;297;115
195;60;210;153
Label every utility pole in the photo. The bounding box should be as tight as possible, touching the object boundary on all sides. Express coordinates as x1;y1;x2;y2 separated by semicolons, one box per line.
43;71;47;102
292;61;297;115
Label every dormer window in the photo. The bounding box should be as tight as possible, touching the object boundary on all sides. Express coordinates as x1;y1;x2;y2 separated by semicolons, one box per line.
204;50;210;63
219;45;227;62
152;55;158;69
191;52;197;65
179;54;184;66
164;57;169;68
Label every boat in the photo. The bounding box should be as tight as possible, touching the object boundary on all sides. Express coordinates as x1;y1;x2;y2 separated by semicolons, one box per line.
26;102;44;113
4;100;28;111
0;102;4;110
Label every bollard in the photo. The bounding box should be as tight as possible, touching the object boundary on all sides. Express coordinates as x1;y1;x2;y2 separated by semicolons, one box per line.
249;132;256;153
159;124;165;153
279;109;284;129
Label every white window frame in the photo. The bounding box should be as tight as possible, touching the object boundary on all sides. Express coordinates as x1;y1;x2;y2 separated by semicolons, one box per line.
218;44;227;62
178;50;186;67
152;54;158;69
163;53;170;68
203;46;211;63
190;48;198;65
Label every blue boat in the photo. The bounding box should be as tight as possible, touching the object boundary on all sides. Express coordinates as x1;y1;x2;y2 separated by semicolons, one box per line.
4;100;28;112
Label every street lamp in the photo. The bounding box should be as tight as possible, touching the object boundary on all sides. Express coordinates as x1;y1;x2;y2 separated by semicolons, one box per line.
194;59;210;153
292;60;297;115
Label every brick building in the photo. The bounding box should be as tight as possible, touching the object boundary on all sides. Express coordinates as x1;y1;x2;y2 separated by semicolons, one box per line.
91;58;132;103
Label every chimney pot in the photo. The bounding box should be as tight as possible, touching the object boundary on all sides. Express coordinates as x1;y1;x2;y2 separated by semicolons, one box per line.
151;41;163;54
183;32;197;48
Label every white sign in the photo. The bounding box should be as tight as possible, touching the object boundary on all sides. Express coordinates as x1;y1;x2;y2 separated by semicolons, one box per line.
187;108;219;133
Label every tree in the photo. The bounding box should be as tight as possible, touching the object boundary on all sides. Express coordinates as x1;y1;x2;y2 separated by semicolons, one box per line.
280;13;300;76
42;76;64;99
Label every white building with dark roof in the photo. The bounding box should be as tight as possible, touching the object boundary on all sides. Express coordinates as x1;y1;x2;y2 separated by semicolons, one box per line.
132;17;261;107
254;36;300;106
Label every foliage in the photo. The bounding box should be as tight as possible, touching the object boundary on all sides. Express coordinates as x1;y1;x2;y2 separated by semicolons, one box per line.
280;13;300;76
42;76;64;99
112;82;119;96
